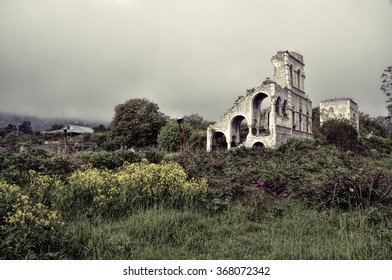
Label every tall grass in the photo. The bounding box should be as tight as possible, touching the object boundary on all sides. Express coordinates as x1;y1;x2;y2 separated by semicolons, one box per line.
61;201;392;260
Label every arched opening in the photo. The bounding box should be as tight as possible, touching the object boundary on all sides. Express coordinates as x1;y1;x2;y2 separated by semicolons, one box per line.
299;109;302;131
252;92;271;136
297;69;301;89
275;96;281;115
231;115;249;147
282;100;287;116
306;112;309;133
292;106;296;130
211;131;227;151
252;142;265;148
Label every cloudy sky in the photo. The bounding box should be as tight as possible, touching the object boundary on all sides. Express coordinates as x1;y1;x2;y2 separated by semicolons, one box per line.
1;0;391;123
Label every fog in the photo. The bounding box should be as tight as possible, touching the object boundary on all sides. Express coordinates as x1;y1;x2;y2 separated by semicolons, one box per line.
1;0;391;122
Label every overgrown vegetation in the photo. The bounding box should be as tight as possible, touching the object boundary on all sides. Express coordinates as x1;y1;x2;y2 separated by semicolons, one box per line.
1;132;391;259
1;103;391;260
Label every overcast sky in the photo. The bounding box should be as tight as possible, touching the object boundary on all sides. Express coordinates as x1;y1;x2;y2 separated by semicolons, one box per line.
1;0;391;123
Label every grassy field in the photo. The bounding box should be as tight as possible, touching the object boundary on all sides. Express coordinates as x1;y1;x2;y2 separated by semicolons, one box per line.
62;201;391;260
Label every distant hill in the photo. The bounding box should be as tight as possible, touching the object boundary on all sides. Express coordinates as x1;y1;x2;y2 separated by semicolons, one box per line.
0;112;109;132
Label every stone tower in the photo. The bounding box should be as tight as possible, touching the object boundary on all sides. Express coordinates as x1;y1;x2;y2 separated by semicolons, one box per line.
320;98;360;133
206;51;313;151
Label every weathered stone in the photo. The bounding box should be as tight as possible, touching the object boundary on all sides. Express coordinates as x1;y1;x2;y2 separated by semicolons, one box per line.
207;50;313;151
319;98;360;134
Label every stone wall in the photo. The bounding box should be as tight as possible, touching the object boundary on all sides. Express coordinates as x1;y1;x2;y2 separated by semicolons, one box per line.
320;98;360;133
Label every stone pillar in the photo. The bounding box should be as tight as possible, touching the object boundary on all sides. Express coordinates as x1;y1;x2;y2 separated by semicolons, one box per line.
206;127;213;152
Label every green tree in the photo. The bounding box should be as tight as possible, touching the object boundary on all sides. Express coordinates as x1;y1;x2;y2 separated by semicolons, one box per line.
49;123;64;131
157;121;192;152
110;98;167;148
18;121;33;134
184;113;209;129
312;107;321;136
381;66;392;117
320;119;360;152
4;124;17;133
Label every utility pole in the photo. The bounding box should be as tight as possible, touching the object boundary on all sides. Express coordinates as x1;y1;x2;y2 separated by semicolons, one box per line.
63;125;68;155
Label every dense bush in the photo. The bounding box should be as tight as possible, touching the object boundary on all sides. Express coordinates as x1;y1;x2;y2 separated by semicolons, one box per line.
75;149;141;170
319;119;361;152
157;122;192;152
63;161;207;218
0;175;65;259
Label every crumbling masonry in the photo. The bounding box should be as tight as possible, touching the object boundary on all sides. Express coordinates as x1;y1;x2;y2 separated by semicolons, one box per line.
207;51;313;151
319;98;360;134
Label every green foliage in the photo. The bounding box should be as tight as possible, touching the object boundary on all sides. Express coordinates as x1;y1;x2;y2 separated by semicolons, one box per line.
110;98;168;148
359;113;390;137
62;205;391;259
76;150;141;170
0;177;65;259
1;130;392;259
312;107;321;136
49;123;64;131
187;129;207;151
61;161;207;218
184;113;209;129
18;121;33;134
143;148;164;163
360;135;392;155
157;122;192;152
319;119;360;152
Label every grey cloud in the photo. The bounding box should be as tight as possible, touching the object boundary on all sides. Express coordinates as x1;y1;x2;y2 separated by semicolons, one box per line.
0;0;391;123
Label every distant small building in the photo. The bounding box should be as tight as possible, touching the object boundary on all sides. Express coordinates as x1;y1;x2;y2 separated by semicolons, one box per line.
42;124;94;136
320;98;360;133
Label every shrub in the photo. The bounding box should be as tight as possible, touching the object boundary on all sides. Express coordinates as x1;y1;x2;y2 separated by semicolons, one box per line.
0;179;65;259
62;161;208;218
76;150;141;170
157;122;192;152
319;119;361;152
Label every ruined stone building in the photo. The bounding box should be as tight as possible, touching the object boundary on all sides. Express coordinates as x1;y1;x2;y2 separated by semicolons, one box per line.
206;51;313;151
319;98;360;133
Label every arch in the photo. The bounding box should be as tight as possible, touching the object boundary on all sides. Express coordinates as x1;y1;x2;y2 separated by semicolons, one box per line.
306;112;309;133
282;99;287;116
230;115;249;146
211;131;227;151
252;142;265;148
251;92;271;136
275;96;281;115
299;109;303;131
292;106;296;130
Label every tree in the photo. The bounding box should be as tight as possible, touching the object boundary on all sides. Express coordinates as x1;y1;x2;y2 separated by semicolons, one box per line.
381;66;392;117
157;121;192;152
110;98;167;148
359;113;389;137
18;121;33;134
184;113;208;128
312;107;321;136
4;124;17;133
320;119;360;152
93;124;107;132
49;123;64;131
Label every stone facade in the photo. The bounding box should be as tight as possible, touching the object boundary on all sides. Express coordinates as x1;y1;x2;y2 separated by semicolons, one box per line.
207;51;313;151
319;98;360;133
